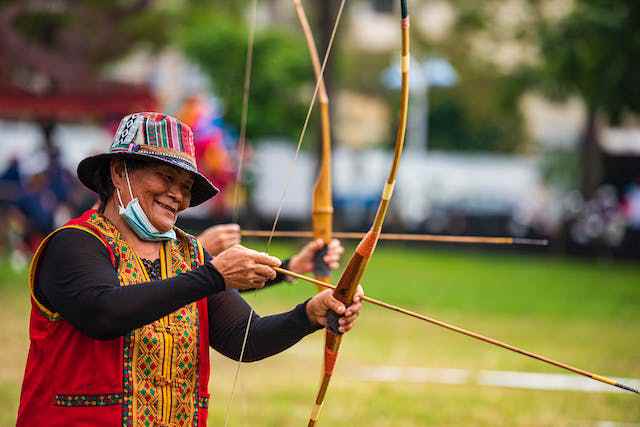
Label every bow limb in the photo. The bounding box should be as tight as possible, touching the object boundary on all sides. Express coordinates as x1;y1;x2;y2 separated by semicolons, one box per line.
293;0;334;287
307;2;410;426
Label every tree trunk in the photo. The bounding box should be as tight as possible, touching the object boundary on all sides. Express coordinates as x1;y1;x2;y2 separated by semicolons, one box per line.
313;0;340;156
580;108;603;198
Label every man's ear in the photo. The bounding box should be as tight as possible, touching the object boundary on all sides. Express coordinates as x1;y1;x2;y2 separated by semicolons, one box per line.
110;159;125;187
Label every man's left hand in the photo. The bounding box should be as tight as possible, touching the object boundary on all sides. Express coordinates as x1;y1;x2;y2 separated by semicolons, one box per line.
306;285;364;333
288;238;344;274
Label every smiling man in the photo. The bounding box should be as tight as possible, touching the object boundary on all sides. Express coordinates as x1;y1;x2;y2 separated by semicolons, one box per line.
16;112;362;426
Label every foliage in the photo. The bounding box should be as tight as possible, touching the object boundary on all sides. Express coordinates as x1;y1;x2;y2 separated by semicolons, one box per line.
427;71;525;153
0;0;184;87
179;10;313;142
419;0;534;153
538;150;580;191
536;0;640;122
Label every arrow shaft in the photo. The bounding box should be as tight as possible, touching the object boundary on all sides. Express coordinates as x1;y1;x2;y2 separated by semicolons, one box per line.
274;266;639;396
241;230;548;246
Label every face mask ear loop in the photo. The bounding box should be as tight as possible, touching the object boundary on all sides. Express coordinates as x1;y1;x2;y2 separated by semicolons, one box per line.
124;162;135;201
116;187;125;210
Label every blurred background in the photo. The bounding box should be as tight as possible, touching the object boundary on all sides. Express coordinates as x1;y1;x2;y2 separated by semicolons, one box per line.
0;0;638;425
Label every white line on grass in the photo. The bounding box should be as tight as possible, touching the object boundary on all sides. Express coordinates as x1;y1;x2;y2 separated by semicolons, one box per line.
356;366;640;394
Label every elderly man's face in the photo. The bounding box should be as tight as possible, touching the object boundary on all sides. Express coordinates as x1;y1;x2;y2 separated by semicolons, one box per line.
125;163;194;232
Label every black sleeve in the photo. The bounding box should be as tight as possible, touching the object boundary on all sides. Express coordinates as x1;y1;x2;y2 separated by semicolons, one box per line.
36;229;226;340
207;291;322;362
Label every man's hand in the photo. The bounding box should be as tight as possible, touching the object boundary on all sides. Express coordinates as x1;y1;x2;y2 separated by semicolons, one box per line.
306;285;364;333
288;238;344;274
211;245;281;291
199;224;241;256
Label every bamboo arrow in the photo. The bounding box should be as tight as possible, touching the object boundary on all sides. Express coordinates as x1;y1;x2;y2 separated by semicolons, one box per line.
274;266;640;396
241;230;548;246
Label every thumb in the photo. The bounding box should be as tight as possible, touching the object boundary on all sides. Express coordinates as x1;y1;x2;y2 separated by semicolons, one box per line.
324;294;346;315
254;252;282;267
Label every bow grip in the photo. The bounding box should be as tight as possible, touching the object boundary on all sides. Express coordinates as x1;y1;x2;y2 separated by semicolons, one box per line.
312;243;331;277
326;309;343;335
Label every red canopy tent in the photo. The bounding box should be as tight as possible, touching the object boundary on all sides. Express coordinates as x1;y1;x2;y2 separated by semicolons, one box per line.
0;83;157;122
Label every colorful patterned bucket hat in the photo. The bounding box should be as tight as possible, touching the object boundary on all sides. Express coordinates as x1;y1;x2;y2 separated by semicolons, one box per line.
77;112;219;207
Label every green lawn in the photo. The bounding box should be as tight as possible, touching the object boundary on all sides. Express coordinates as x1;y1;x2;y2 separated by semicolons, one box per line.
1;244;639;426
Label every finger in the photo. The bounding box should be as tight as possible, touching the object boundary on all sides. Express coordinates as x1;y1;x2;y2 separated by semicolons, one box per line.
338;319;355;333
353;285;365;302
254;264;277;280
323;253;341;264
322;258;340;270
339;323;353;333
217;223;240;232
343;301;362;318
324;295;346;315
221;229;240;238
223;236;242;246
327;246;344;256
250;278;266;289
323;251;341;261
339;308;360;324
328;239;343;249
254;252;281;267
305;238;325;253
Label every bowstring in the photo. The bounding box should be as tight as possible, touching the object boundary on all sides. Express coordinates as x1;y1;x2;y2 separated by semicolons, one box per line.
265;0;346;251
231;0;258;224
224;0;258;425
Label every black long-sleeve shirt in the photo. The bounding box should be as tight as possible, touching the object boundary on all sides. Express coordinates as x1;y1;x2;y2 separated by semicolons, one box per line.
35;229;321;362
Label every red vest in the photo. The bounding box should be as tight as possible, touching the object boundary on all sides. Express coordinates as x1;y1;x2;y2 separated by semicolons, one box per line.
17;210;211;427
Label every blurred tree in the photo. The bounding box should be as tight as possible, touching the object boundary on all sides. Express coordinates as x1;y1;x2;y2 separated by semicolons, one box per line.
431;0;537;153
0;0;179;92
533;0;640;197
339;0;528;153
180;10;312;142
0;0;191;152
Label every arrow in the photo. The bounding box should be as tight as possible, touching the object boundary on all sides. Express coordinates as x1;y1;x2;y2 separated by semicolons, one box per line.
274;266;640;397
241;230;548;246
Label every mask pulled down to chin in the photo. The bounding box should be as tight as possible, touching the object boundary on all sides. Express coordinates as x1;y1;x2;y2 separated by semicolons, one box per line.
116;164;177;242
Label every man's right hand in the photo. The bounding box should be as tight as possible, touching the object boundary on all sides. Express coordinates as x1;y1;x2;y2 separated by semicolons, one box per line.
211;245;281;291
198;223;242;256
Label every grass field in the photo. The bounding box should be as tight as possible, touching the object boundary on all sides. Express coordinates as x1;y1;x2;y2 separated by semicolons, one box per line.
1;243;638;426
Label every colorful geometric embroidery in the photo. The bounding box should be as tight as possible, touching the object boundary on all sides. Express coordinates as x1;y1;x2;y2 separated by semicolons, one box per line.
55;393;123;407
197;396;209;409
85;213;204;427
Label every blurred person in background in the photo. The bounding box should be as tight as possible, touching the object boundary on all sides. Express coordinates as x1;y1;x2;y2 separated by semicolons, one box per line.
0;157;28;263
17;112;356;426
176;95;259;259
177;95;239;218
622;178;640;230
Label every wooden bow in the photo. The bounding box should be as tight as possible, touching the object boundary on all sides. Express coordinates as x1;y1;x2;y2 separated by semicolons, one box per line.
307;2;411;425
293;0;334;287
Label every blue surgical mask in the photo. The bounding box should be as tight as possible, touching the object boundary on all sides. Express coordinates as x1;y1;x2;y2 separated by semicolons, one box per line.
116;164;177;242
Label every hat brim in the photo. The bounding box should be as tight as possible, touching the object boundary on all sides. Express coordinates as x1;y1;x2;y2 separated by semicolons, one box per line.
77;152;219;207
